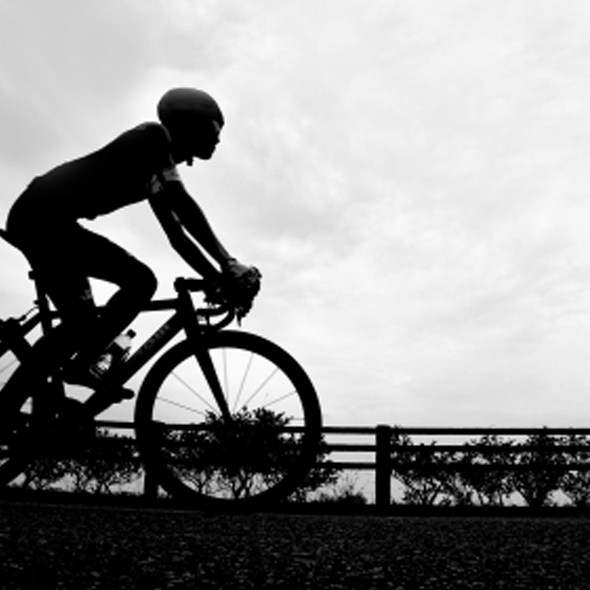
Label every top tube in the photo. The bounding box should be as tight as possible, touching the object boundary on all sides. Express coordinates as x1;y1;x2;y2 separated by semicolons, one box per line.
143;276;236;329
3;268;236;332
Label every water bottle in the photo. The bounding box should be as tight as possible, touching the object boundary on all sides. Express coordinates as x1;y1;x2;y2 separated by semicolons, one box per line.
108;329;136;367
90;329;136;379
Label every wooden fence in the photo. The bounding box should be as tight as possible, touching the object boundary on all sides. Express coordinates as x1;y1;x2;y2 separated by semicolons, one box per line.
96;421;590;509
323;425;590;508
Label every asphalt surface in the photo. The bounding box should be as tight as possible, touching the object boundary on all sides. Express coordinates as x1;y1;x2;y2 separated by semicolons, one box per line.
1;500;590;589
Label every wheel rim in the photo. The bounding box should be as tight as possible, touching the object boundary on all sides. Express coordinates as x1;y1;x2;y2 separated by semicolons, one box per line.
137;335;321;505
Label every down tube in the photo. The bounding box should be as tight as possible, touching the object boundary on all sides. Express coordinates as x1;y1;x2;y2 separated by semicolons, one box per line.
116;314;184;384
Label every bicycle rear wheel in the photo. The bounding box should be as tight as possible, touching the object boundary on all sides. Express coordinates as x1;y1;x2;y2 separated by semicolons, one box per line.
134;330;322;508
0;352;92;488
0;328;33;485
0;367;64;486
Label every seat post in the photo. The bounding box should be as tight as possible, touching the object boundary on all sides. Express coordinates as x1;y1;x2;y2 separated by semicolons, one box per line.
0;227;55;334
30;271;54;335
28;270;66;420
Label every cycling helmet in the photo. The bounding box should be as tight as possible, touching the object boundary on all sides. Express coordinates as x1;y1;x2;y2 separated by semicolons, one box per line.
157;88;224;128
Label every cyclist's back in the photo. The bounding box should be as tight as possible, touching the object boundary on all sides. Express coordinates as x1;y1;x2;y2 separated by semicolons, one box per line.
8;122;173;226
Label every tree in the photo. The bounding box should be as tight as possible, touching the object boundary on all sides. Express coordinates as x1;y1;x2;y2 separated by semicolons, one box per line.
65;430;141;494
390;431;460;506
559;433;590;508
19;456;69;491
459;434;516;506
509;431;565;508
160;407;336;501
437;451;476;507
288;436;339;502
314;473;368;505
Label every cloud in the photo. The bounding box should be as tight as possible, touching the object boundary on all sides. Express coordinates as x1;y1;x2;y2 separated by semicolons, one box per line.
3;1;590;428
194;1;590;428
0;1;154;169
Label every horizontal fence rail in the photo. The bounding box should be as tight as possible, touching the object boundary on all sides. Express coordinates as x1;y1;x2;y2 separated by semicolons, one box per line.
324;425;590;508
93;421;590;508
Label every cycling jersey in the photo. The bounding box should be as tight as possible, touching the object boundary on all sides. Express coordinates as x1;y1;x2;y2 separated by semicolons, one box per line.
2;105;237;396
8;122;181;225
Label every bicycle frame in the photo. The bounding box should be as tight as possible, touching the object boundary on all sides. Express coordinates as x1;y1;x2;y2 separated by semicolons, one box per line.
1;276;235;420
0;314;40;361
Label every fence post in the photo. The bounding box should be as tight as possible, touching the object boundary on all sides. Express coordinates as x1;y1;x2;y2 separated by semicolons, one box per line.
375;424;392;510
143;469;158;501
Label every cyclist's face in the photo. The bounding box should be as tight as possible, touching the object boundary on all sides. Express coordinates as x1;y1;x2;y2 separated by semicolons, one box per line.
172;119;222;163
192;120;222;160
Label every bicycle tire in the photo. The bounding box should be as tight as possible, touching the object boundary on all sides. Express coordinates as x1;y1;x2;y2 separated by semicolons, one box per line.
134;330;322;508
0;361;49;486
0;326;34;485
0;343;89;487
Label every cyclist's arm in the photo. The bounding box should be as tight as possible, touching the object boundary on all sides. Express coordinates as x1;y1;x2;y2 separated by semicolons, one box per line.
149;181;233;279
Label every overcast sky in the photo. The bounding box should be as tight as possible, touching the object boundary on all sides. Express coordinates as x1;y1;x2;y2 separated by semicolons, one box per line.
2;0;590;429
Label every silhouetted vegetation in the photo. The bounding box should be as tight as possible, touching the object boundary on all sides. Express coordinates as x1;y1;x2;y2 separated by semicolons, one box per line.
17;429;142;495
312;473;368;505
156;407;338;500
560;433;590;507
10;424;590;509
10;409;338;501
389;429;590;507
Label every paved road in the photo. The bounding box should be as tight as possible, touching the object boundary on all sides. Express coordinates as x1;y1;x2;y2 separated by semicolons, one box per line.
1;501;590;589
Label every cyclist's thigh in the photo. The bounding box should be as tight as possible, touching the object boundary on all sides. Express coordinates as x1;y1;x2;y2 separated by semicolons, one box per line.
76;227;157;295
28;233;96;325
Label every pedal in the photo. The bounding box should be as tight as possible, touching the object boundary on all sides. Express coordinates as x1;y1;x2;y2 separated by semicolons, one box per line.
83;385;135;418
103;386;135;402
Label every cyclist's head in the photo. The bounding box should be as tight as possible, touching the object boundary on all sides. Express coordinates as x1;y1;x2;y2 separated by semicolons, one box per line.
157;88;224;163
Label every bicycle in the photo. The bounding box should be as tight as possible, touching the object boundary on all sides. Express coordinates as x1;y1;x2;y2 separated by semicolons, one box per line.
0;228;323;508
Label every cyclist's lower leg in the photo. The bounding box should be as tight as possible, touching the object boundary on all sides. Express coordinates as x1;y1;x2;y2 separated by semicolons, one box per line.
66;255;157;374
68;288;148;371
70;293;154;413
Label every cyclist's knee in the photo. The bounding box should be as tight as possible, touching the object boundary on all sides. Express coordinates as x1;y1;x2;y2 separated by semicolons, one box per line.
131;262;158;302
62;304;100;334
58;305;100;356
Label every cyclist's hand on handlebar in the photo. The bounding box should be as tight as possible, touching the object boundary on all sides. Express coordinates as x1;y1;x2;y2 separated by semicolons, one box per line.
206;259;262;323
224;259;262;321
224;258;254;282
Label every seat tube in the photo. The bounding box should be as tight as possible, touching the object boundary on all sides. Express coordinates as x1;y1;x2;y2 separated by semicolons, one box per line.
30;271;54;334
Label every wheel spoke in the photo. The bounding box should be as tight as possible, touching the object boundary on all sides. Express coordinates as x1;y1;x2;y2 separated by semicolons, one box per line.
260;388;298;410
170;370;217;414
233;351;254;413
157;395;209;418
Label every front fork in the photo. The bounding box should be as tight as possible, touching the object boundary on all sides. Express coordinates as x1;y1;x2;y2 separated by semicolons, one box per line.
177;284;233;422
192;343;232;421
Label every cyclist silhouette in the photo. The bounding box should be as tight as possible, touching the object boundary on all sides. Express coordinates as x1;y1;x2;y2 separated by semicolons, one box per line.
4;87;260;395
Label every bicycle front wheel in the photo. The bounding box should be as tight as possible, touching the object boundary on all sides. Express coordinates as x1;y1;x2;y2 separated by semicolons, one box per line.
134;330;322;508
